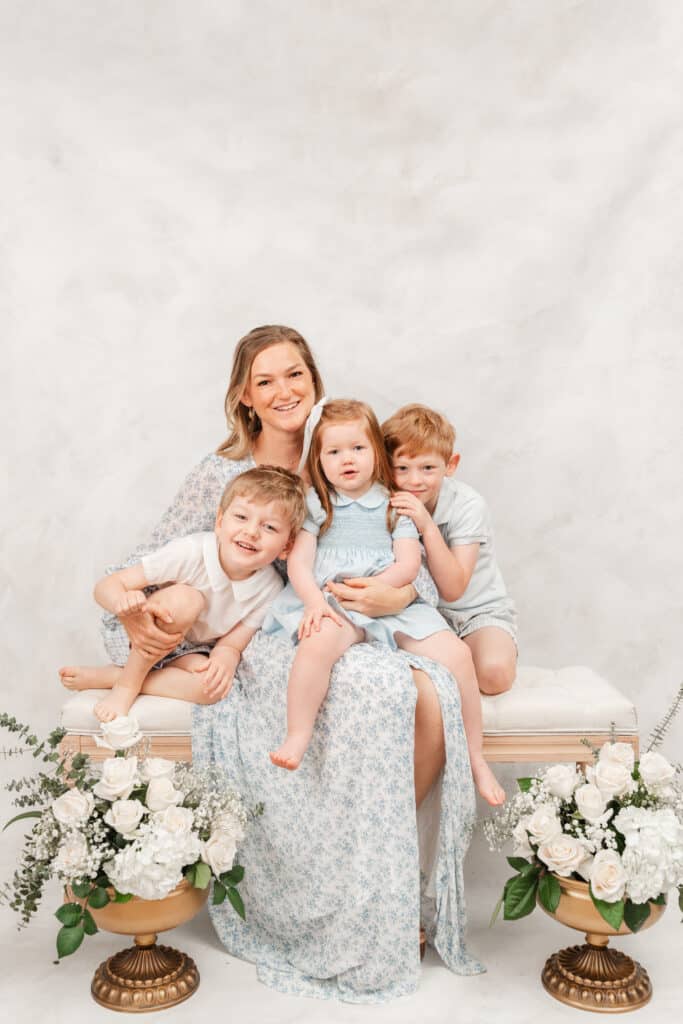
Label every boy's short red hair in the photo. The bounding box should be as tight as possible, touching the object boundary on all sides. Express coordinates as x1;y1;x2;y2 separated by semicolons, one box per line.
382;403;456;463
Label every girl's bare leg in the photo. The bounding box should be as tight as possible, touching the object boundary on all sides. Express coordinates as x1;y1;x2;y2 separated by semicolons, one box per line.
270;617;364;771
412;668;446;808
463;626;517;695
93;584;206;722
139;654;218;703
396;630;505;806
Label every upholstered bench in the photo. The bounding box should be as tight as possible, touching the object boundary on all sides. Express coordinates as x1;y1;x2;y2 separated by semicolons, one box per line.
59;664;638;764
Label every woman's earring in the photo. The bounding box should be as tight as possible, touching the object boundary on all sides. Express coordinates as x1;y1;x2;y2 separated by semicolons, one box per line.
247;406;255;424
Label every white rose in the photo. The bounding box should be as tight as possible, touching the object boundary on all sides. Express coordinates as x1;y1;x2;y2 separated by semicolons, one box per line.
104;799;145;836
145;776;183;812
537;835;590;877
590;849;627;902
639;752;676;793
94;715;143;751
55;832;90;878
93;757;139;801
599;742;635;773
52;788;95;827
201;831;237;876
544;765;579;801
512;818;533;859
575;783;608;823
155;805;194;834
594;759;635;800
139;758;177;783
525;805;563;846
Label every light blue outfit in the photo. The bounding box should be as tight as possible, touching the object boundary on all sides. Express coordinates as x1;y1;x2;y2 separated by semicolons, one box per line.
101;453;484;1002
263;483;450;648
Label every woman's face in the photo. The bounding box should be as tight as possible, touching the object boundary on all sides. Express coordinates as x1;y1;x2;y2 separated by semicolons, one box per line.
242;342;316;435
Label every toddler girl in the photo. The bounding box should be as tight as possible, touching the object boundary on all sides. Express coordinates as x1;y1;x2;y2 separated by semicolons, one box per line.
263;399;504;805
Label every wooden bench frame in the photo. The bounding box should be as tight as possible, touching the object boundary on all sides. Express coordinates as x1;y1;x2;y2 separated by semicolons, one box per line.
60;731;639;765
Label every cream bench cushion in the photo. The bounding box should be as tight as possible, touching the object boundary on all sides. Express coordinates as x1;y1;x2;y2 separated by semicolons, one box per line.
60;664;638;764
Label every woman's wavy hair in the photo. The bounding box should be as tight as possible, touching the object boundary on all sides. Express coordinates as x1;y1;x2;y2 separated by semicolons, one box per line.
216;325;324;460
306;399;396;537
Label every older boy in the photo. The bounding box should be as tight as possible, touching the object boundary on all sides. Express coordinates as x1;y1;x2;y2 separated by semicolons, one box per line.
382;404;517;696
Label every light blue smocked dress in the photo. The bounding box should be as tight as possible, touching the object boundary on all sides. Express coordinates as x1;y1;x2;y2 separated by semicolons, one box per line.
263;482;449;647
101;453;483;1002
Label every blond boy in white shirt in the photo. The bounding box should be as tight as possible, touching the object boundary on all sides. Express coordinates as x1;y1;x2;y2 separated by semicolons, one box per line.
60;466;306;721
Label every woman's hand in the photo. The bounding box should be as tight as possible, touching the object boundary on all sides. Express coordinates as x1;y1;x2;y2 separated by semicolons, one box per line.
119;605;184;660
325;578;417;617
298;599;344;640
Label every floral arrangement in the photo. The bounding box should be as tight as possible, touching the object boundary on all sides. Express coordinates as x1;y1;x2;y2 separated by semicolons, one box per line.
1;713;261;958
484;687;683;932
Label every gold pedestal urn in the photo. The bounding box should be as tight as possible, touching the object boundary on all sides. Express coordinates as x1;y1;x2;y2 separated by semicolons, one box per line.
538;875;665;1013
84;881;209;1012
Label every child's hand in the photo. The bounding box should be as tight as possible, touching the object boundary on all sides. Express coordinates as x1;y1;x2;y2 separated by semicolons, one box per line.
194;658;234;701
390;491;432;534
113;590;148;617
298;599;344;640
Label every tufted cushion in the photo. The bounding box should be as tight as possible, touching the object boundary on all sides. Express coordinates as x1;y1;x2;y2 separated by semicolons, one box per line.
60;664;637;737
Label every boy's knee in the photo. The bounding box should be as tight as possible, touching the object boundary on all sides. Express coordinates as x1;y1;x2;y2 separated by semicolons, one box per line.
477;660;515;695
159;584;206;629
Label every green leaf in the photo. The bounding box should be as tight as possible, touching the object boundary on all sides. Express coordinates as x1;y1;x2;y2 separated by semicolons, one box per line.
71;881;91;899
82;909;98;936
506;856;535;874
488;894;504;928
590;887;624;930
538;873;561;914
193;862;212;889
87;887;110;910
212;881;227;906
503;871;539;921
113;891;133;903
184;864;197;886
678;886;683;914
516;778;533;793
221;864;245;886
651;892;666;906
56;924;85;958
227;885;245;920
624;901;651;933
55;903;83;927
3;810;42;831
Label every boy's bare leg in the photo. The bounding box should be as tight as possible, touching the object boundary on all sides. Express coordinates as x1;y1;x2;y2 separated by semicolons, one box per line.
412;668;446;808
139;654;217;703
94;584;206;722
395;630;505;806
270;618;364;771
463;627;517;695
59;664;122;690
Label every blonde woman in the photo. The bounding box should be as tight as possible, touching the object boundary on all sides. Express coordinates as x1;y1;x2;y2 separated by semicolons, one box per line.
98;325;483;1001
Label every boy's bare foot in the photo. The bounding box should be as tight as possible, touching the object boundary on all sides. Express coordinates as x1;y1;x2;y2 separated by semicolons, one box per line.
471;755;506;806
269;735;310;771
59;665;122;691
94;687;138;723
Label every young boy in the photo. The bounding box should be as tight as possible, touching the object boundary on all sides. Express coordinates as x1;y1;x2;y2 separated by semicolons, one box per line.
383;404;517;697
59;466;306;722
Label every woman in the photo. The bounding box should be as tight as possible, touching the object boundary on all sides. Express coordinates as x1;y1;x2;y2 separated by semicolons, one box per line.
102;325;482;1001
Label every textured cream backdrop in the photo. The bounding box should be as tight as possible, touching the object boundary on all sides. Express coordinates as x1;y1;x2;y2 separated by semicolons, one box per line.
2;0;682;752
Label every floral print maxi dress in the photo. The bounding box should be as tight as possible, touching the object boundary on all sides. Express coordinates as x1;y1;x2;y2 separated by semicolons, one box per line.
101;452;484;1002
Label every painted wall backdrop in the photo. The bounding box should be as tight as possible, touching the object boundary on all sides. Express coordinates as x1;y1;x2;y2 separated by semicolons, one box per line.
2;0;682;758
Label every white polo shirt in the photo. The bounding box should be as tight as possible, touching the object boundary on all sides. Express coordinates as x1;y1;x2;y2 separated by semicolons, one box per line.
141;532;283;643
431;477;511;615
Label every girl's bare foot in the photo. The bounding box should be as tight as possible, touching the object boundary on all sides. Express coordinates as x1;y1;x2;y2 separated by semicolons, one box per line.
94;686;138;723
471;755;506;806
59;665;122;691
269;734;310;771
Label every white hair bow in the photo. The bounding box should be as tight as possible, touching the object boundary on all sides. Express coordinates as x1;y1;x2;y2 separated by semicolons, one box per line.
297;396;329;474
